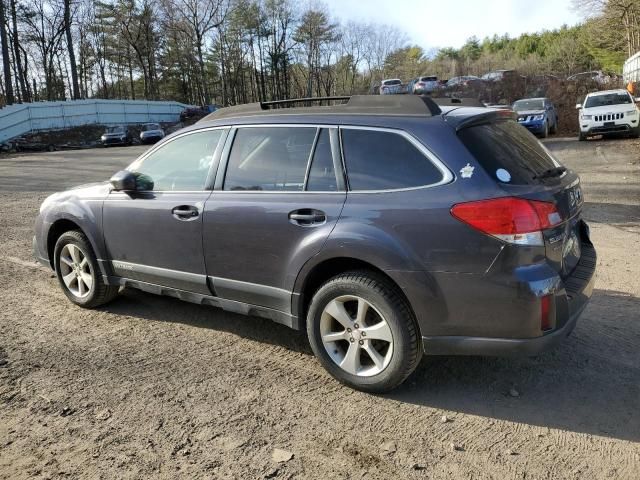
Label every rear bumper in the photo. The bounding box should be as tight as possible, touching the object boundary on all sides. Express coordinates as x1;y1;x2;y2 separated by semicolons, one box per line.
422;292;585;356
421;242;596;357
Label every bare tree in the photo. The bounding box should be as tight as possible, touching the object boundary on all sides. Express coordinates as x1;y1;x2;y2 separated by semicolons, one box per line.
0;0;15;104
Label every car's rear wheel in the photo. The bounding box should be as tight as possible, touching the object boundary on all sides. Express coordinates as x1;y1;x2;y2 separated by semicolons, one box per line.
54;231;119;308
306;271;422;393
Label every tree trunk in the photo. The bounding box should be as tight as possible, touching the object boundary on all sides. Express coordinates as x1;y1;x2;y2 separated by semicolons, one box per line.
0;0;15;105
9;0;27;101
64;0;80;99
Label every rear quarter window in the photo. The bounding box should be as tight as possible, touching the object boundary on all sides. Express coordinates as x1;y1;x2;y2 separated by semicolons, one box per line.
457;120;560;185
341;128;444;191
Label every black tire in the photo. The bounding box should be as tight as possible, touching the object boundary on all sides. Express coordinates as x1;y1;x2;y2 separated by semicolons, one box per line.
579;132;587;141
540;121;549;138
54;230;119;308
306;271;422;393
550;118;558;134
630;126;640;138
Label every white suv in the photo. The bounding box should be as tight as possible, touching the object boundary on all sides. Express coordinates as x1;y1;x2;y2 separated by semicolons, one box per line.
577;89;640;141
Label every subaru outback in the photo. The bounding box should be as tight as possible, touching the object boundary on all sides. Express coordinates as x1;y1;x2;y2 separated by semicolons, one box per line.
34;95;596;392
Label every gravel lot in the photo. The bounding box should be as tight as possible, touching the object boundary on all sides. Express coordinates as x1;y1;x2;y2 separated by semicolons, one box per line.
1;138;639;479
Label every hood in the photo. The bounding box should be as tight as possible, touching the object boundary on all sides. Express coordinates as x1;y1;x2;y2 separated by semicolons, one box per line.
582;104;634;114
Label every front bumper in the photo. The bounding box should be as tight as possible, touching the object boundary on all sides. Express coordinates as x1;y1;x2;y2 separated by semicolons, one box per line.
102;137;127;145
581;122;635;135
140;134;163;143
422;241;596;357
518;121;545;134
32;235;50;268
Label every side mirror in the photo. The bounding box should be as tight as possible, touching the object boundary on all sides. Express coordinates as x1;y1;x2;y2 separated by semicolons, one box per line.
575;103;582;110
110;170;154;191
110;170;136;191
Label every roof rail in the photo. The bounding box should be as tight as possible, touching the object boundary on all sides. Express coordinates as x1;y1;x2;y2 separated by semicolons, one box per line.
200;95;442;122
260;96;350;108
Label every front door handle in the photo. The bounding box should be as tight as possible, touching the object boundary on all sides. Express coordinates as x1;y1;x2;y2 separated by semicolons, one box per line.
288;209;326;226
172;205;199;220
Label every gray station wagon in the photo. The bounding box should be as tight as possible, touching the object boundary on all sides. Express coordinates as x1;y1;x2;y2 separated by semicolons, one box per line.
33;95;596;392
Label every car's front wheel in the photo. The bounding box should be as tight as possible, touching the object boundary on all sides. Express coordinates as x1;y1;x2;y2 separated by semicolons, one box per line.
306;271;422;393
54;231;119;308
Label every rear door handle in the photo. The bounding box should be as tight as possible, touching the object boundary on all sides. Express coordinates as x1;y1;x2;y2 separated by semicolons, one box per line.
172;205;199;220
288;209;326;226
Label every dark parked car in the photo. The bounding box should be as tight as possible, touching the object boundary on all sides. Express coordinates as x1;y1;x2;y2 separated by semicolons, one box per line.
512;97;559;137
100;125;132;146
139;123;165;144
180;105;216;124
481;69;521;82
445;76;483;88
34;95;596;392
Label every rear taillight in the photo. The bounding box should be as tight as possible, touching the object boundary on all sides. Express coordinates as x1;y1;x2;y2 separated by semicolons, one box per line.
450;197;563;246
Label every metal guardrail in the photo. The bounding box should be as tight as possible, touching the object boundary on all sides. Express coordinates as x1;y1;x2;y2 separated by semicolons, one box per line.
0;99;190;143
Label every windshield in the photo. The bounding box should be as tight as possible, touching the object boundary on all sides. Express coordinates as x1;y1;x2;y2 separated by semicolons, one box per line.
585;93;632;108
106;126;124;134
513;99;545;111
143;124;160;131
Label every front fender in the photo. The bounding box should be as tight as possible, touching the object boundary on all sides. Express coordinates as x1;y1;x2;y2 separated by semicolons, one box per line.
38;183;110;271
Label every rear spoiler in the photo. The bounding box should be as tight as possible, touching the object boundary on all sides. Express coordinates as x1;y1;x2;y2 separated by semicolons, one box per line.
431;97;485;107
445;108;517;131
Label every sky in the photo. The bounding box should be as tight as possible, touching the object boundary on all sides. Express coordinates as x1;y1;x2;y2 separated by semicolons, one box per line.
323;0;582;50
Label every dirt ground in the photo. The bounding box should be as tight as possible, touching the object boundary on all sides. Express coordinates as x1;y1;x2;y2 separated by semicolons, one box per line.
0;137;639;480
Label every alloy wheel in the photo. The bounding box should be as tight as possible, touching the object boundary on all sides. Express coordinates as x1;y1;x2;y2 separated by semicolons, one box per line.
59;244;93;298
319;295;393;377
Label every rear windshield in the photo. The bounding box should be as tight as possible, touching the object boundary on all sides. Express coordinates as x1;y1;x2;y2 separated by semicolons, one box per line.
584;93;632;108
384;79;402;86
421;76;437;82
457;120;560;185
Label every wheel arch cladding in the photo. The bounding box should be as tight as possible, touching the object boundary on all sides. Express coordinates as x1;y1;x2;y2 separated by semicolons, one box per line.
293;256;446;338
47;217;104;273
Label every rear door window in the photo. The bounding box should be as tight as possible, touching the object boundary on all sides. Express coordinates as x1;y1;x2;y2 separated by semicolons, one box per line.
457;120;561;184
341;128;444;191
